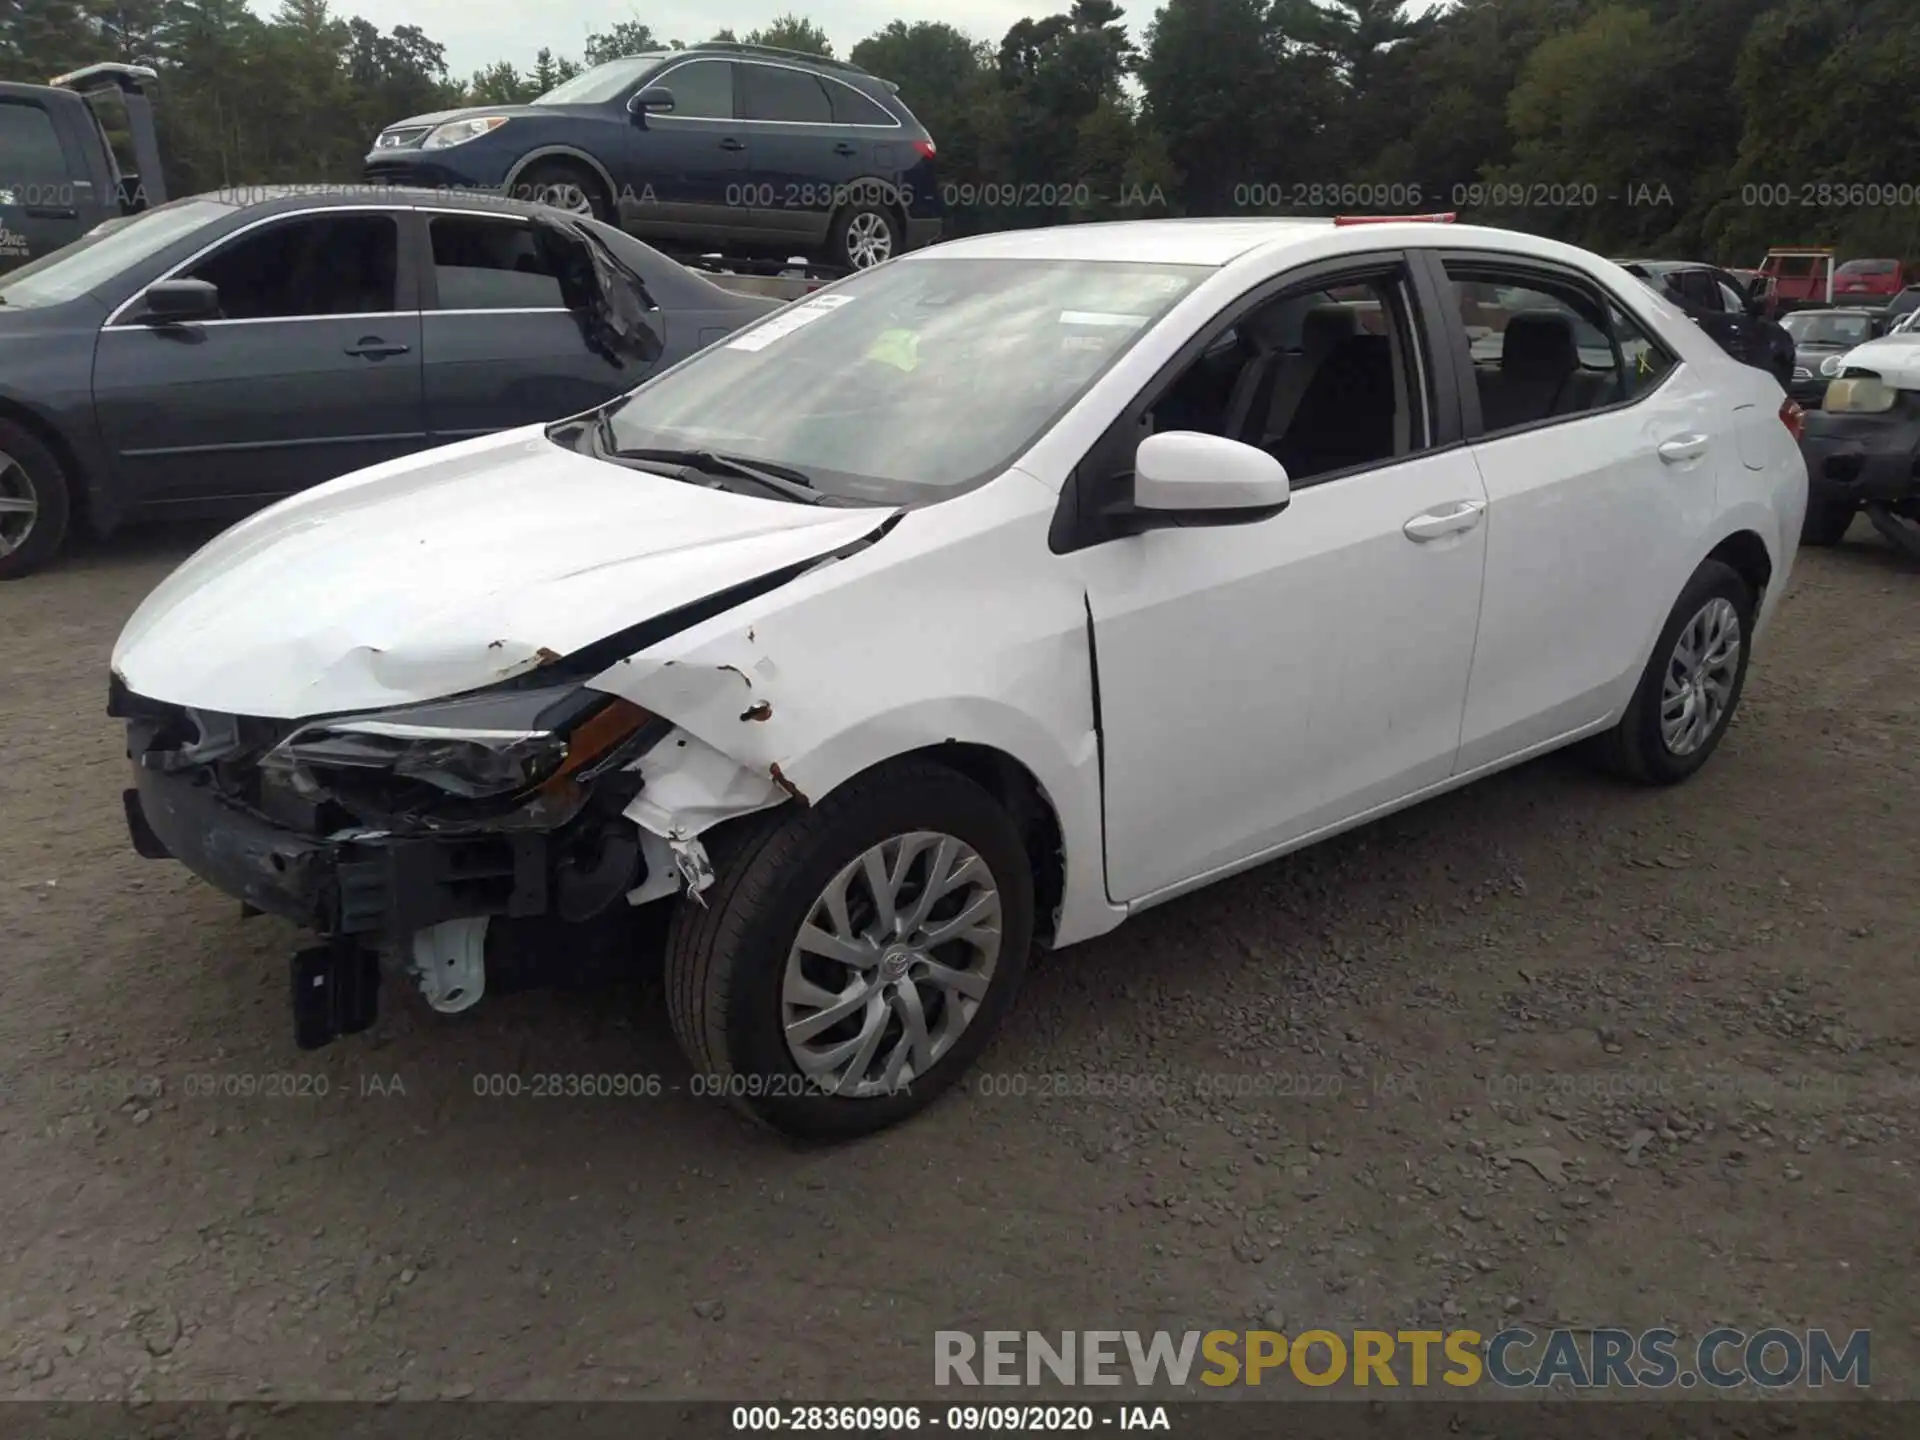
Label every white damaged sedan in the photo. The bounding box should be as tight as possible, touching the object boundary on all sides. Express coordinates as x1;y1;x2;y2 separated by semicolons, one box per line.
112;217;1807;1137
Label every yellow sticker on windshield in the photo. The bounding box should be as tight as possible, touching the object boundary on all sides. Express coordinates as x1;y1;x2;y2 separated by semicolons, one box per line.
869;327;919;372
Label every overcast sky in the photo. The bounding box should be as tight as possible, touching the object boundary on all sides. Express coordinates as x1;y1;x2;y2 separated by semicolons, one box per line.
330;0;1064;79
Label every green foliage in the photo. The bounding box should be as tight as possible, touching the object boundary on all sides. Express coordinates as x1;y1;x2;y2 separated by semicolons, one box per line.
6;0;1920;266
742;14;834;56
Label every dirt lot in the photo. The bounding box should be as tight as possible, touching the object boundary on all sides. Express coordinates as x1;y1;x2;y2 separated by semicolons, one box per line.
0;519;1915;1404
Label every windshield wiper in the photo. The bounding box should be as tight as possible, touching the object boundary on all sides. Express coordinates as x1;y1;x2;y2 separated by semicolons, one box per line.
610;445;826;506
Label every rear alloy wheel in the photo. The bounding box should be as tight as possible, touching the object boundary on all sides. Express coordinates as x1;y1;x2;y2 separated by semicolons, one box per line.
829;205;900;270
1588;558;1754;785
0;420;73;581
664;759;1033;1139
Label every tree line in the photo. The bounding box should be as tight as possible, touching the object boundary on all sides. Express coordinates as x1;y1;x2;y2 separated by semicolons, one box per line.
8;0;1920;264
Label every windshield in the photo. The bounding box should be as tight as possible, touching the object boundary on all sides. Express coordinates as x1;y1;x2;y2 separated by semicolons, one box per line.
1837;259;1897;276
600;256;1208;504
533;55;666;105
0;197;235;308
1783;311;1874;346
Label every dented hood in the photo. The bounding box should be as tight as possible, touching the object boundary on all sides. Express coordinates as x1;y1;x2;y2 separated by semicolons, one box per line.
111;427;893;718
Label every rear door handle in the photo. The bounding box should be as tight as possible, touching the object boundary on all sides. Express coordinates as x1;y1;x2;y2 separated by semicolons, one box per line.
719;137;746;151
832;142;858;156
1657;433;1710;463
1403;499;1486;542
345;338;409;359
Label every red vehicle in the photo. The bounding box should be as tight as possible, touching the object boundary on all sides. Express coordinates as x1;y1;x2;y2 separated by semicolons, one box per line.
1758;247;1834;313
1833;257;1905;300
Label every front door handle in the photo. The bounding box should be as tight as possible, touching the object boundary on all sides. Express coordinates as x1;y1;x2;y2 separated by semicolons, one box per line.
1657;433;1710;463
345;338;409;359
719;137;746;151
1403;499;1486;542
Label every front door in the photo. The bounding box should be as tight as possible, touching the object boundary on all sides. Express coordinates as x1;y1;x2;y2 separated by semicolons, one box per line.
417;209;658;441
93;208;426;504
1073;260;1489;904
614;58;748;244
1426;253;1722;772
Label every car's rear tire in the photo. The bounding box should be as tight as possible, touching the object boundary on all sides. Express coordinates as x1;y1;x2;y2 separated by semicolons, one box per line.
826;203;900;271
1800;487;1856;546
1587;558;1755;785
513;160;612;222
664;759;1033;1140
0;418;73;581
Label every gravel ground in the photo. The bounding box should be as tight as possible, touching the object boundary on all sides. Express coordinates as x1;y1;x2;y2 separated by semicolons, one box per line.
0;517;1915;1403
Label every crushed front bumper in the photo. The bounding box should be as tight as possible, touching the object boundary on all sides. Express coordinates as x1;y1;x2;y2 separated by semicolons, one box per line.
125;760;551;942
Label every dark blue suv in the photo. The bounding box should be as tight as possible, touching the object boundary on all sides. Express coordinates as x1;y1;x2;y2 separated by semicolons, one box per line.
365;43;942;271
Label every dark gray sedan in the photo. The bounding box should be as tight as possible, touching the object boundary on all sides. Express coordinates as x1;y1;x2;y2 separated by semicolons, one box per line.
0;185;777;578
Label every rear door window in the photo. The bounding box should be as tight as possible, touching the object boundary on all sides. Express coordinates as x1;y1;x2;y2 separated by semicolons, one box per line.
428;214;563;310
738;63;833;124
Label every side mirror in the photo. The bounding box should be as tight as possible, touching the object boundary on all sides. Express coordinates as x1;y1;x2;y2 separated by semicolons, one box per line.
628;86;674;118
141;278;220;322
1132;431;1291;519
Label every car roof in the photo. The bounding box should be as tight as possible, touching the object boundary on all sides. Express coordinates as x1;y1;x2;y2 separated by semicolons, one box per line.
921;217;1607;270
186;184;554;220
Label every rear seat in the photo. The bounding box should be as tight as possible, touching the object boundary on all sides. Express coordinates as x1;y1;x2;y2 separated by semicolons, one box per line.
1476;309;1615;432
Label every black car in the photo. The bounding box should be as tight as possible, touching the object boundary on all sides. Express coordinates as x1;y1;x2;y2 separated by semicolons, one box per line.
1617;259;1794;386
1882;282;1920;327
364;42;944;272
1777;307;1882;408
0;185;776;579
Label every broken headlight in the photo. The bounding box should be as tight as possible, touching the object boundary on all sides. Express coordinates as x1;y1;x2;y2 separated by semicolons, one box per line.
261;684;652;807
1823;375;1900;414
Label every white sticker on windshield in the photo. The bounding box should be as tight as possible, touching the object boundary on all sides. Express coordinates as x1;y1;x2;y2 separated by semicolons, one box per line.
726;293;855;351
1059;310;1148;328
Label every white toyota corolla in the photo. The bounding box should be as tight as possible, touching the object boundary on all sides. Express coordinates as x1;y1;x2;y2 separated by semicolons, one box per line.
111;216;1808;1137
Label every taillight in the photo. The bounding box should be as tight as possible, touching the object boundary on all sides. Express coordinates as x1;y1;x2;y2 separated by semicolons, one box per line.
913;138;936;160
1780;397;1806;440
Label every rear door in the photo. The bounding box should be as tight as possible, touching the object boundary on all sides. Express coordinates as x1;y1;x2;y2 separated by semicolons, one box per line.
417;207;657;441
93;207;426;503
1425;251;1720;771
735;61;845;251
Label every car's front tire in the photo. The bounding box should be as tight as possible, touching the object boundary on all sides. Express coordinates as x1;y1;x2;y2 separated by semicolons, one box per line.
513;159;612;222
1589;558;1755;785
664;759;1033;1140
0;418;73;581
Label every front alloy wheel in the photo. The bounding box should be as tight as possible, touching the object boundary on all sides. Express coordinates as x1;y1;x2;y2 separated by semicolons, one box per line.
783;832;1002;1097
0;451;37;560
665;759;1033;1139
